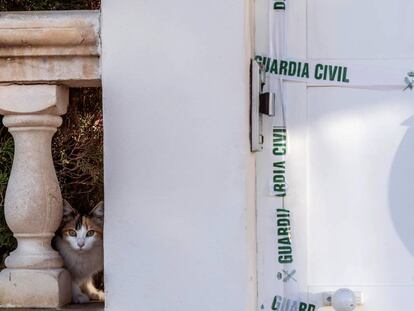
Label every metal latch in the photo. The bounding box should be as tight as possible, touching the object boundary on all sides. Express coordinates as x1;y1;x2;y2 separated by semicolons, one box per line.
259;92;276;116
251;60;276;152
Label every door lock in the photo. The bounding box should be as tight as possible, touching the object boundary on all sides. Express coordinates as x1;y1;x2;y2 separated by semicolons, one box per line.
251;59;276;152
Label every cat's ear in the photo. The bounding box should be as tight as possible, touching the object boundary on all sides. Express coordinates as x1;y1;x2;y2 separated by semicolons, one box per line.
90;201;104;223
63;200;77;220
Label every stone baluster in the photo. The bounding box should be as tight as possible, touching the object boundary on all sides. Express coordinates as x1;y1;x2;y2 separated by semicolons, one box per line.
0;85;71;308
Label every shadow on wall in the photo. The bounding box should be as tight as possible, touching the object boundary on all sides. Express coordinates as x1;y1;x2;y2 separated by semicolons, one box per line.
389;114;414;257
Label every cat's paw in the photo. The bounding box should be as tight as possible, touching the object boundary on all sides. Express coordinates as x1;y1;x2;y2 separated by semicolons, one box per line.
73;293;90;304
88;290;105;302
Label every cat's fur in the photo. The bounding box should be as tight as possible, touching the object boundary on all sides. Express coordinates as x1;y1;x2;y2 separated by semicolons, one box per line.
55;200;104;304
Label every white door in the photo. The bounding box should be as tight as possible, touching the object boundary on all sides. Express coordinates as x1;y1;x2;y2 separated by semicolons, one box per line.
255;0;414;310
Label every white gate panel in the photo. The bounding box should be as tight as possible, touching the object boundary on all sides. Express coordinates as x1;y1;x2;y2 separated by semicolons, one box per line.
308;0;414;59
255;0;414;310
307;87;414;308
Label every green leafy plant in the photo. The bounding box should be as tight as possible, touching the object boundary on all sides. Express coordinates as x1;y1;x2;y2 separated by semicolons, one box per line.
0;0;100;11
0;131;15;269
53;88;104;214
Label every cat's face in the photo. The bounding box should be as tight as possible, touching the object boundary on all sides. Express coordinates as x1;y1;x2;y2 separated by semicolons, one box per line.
60;200;104;252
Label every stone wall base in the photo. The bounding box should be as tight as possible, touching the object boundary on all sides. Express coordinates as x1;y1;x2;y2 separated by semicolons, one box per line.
0;268;71;308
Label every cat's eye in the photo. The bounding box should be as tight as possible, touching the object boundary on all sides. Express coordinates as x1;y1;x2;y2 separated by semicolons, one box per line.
68;230;77;237
86;230;95;237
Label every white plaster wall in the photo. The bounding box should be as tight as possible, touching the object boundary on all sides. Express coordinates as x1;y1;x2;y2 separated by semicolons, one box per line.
101;1;255;311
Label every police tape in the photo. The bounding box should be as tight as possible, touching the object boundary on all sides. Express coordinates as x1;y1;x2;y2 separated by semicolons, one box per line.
256;54;413;89
256;0;319;310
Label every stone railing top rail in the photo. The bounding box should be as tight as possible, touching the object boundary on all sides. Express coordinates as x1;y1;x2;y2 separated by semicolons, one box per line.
0;10;100;56
0;10;101;87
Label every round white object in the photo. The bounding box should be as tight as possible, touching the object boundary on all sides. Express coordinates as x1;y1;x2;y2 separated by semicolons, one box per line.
332;288;356;311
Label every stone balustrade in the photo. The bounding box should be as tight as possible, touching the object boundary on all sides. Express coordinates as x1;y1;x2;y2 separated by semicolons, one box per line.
0;11;101;308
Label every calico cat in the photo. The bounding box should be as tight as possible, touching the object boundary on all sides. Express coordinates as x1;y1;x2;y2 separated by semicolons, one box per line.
55;200;104;304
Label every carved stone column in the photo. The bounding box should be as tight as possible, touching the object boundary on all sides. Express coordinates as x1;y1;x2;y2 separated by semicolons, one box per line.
0;85;71;307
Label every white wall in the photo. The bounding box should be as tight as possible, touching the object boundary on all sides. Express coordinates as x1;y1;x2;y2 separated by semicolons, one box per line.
101;1;256;311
